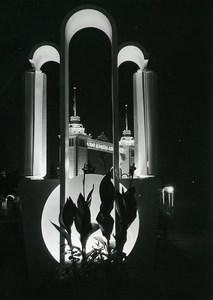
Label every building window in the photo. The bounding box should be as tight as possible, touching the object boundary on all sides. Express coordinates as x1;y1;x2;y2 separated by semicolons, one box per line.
77;139;86;147
69;138;75;147
130;148;134;157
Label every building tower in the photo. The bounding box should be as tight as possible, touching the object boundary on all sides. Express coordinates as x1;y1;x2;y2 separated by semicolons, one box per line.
68;87;90;178
119;105;135;177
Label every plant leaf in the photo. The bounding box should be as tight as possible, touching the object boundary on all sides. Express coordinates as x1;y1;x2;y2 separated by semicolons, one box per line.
51;221;71;248
123;186;137;228
86;184;94;207
115;191;126;224
74;205;83;234
115;187;138;253
114;191;128;253
96;211;114;241
74;195;95;253
58;207;65;229
91;222;99;234
62;197;75;235
99;172;115;212
80;223;99;252
77;193;91;222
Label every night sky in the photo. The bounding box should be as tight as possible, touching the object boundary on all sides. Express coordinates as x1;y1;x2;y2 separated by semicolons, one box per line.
0;0;212;207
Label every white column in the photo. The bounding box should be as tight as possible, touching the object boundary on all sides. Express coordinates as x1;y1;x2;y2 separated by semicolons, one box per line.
162;190;165;206
168;193;171;208
42;73;47;177
143;70;157;175
25;70;47;178
24;71;34;176
171;193;174;208
33;71;47;177
133;70;147;177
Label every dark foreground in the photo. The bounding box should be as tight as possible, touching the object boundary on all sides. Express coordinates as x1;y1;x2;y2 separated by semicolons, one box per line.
0;216;212;300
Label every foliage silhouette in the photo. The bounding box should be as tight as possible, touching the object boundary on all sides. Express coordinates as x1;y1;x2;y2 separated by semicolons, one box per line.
96;172;115;255
52;170;138;283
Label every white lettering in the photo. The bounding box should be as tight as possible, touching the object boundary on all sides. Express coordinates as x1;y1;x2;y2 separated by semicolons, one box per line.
86;140;114;153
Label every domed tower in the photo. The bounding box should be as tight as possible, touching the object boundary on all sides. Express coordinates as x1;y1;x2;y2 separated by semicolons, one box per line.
68;87;90;178
119;105;135;177
69;87;87;136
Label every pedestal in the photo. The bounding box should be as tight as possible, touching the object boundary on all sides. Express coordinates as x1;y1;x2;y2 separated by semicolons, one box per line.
19;178;59;285
121;177;161;281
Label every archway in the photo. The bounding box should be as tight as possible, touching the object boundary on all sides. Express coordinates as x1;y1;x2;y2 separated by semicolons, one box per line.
60;7;119;212
68;28;112;140
118;43;157;177
25;43;60;178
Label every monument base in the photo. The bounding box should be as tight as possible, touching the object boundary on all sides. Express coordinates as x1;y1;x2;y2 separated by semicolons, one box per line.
121;177;161;282
19;178;59;286
19;176;161;286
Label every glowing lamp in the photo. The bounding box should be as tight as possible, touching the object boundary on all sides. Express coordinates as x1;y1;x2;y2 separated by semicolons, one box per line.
167;186;174;193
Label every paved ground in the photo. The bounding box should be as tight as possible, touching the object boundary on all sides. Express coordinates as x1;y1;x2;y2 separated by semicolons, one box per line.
0;216;212;299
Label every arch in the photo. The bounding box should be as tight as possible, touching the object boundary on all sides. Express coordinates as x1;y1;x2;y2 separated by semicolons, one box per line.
117;42;149;69
161;186;174;209
60;6;119;212
64;8;113;44
117;43;157;177
25;43;60;178
29;42;60;70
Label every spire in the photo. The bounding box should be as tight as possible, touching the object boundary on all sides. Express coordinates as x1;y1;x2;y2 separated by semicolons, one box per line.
69;86;87;136
73;86;77;117
120;104;134;144
125;104;128;131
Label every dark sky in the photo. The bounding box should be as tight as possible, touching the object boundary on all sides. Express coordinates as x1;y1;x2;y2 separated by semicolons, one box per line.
0;0;212;194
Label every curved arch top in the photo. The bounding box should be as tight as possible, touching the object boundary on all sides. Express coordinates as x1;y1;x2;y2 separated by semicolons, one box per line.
63;7;116;45
60;5;119;203
29;43;60;70
117;43;149;69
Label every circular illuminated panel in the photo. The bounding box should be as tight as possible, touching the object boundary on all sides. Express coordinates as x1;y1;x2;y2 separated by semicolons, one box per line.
41;174;139;262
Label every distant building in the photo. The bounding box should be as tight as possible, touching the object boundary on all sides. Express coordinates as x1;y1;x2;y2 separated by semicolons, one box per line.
119;105;135;178
68;88;135;178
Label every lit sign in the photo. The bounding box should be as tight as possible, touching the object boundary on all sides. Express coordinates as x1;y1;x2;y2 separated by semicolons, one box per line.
87;140;113;153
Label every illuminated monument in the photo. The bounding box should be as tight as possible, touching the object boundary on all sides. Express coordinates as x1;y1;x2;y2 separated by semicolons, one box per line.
68;87;136;178
20;5;160;284
68;86;113;178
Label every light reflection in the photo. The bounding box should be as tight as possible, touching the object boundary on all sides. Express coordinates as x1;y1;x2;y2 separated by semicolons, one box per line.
41;174;139;262
161;186;175;210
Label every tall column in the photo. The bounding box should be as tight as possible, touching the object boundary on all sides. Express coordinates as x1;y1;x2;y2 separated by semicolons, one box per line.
133;69;157;177
24;71;34;176
24;70;47;178
133;70;147;176
42;75;47;176
143;70;157;175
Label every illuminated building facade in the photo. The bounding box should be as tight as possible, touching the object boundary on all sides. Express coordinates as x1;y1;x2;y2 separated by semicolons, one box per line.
68;134;113;178
68;89;134;178
24;43;157;181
